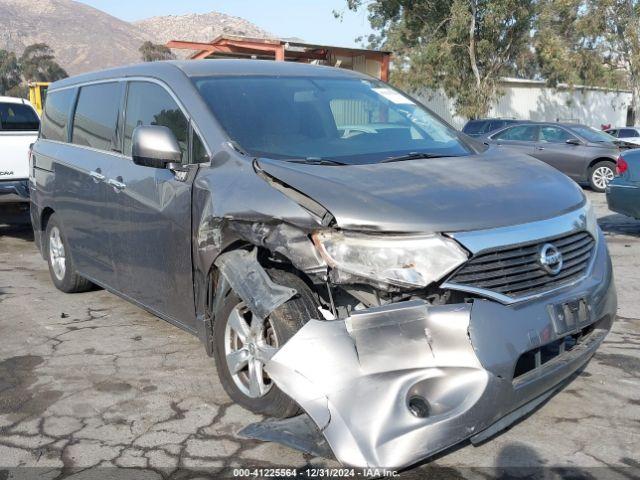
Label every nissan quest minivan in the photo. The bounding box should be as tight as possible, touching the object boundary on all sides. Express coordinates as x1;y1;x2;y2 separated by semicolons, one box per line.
30;60;616;470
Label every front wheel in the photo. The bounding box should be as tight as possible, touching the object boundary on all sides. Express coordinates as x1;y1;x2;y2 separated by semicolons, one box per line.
212;268;319;418
589;161;615;192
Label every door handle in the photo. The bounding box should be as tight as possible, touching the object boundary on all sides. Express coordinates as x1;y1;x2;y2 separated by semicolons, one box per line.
107;178;126;191
89;170;105;182
536;146;545;151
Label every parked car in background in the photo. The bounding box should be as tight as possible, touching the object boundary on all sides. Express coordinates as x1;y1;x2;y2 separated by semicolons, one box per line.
462;118;527;137
607;152;640;219
30;60;615;470
0;96;40;222
483;122;619;192
604;127;640;146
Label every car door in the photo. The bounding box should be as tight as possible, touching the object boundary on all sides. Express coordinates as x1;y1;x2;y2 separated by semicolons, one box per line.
533;125;586;180
489;124;538;155
103;80;200;329
55;82;124;287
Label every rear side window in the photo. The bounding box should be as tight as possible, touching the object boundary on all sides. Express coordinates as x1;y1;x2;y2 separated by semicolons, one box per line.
123;82;188;161
462;120;487;135
41;89;75;141
619;128;638;138
72;82;122;151
0;102;40;131
493;125;537;141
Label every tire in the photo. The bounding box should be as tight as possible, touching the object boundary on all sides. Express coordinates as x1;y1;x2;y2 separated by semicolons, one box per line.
44;213;93;293
212;268;319;418
589;161;616;192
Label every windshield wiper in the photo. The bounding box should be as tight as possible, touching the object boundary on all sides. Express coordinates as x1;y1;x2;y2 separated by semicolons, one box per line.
286;157;347;166
380;152;457;163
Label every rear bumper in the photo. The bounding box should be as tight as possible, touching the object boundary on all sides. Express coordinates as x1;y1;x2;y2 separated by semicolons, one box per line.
264;231;616;469
606;178;640;219
0;179;30;204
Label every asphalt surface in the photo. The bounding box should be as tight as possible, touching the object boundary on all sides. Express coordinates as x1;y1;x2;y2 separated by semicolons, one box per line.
0;191;639;479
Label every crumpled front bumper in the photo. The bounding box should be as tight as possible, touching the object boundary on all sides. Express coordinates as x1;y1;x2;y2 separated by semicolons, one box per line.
262;231;616;470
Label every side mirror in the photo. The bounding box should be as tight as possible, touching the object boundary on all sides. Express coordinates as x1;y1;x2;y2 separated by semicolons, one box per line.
132;125;182;169
566;138;581;146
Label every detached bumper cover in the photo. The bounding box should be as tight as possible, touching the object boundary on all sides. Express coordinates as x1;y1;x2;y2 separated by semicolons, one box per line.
0;179;30;203
261;233;616;469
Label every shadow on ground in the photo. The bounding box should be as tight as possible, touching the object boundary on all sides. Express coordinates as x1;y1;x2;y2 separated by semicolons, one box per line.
599;214;640;238
0;223;34;241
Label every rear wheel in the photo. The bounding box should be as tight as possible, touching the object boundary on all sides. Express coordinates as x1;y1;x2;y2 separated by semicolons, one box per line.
212;268;319;418
45;214;93;293
589;161;615;192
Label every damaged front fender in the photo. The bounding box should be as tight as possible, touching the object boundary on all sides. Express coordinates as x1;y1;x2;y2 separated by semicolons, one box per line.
214;248;297;319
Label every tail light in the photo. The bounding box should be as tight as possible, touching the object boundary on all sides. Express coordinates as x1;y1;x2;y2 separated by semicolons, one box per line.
616;156;628;175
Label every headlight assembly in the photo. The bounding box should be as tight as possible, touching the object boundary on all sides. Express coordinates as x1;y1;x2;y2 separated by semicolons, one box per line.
312;230;468;289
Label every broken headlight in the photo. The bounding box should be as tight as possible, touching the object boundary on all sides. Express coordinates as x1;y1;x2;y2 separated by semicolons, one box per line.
312;230;468;289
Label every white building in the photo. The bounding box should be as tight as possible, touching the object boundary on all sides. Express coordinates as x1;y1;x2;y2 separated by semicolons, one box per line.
415;78;633;130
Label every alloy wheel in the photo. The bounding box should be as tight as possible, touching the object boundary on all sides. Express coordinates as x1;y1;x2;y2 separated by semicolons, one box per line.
224;303;279;398
49;226;66;281
592;166;614;190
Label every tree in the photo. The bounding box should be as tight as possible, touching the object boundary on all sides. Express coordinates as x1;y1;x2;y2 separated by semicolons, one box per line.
532;1;635;117
0;49;21;95
346;0;537;119
534;0;616;87
598;0;640;122
1;44;67;98
139;41;176;62
19;43;68;82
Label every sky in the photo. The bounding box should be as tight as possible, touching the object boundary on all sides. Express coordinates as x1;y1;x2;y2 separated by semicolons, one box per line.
76;0;376;48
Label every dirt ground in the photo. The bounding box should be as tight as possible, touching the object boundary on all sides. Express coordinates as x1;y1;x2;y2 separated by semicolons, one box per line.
0;191;638;479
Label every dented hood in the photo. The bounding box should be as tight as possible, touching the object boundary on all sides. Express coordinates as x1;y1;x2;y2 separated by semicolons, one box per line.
256;149;585;233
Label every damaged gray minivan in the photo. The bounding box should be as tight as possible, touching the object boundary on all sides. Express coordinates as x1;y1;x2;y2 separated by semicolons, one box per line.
30;60;616;469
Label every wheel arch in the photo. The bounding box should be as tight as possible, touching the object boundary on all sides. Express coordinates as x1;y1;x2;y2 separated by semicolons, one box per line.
34;206;56;258
40;206;55;232
587;156;617;172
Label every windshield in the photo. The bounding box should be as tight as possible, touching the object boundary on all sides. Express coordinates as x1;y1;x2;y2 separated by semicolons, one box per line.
568;125;616;143
0;102;39;131
194;76;472;164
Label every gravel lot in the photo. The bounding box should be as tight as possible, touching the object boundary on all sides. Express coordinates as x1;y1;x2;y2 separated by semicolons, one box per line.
0;191;638;479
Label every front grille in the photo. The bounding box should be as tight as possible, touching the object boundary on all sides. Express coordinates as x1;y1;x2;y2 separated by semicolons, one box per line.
447;231;595;299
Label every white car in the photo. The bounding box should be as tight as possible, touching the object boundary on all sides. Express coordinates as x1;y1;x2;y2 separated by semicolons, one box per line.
0;96;40;218
604;126;640;146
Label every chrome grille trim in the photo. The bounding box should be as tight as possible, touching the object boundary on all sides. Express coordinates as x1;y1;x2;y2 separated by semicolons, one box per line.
444;230;596;304
447;203;595;254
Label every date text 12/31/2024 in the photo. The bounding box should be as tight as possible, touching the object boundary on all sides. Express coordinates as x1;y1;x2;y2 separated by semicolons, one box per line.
232;468;400;477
